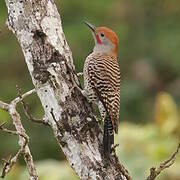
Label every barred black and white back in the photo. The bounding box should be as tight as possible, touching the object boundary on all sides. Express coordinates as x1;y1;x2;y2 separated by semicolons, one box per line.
83;52;120;155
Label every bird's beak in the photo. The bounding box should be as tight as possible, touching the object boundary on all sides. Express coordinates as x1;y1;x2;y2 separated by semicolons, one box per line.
84;21;96;33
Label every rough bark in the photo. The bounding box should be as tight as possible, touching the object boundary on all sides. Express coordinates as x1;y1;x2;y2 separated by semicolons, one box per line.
4;0;131;179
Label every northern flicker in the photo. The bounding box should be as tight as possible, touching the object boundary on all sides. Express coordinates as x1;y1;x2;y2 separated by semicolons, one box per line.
83;21;120;156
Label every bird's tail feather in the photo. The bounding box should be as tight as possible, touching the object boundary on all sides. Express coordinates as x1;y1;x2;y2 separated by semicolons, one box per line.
103;115;114;156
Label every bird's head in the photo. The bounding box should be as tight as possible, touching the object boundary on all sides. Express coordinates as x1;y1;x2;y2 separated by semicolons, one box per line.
84;21;119;57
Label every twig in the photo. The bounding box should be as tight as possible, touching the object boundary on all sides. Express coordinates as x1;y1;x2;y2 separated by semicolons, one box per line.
146;143;180;180
16;86;49;126
50;108;59;128
0;88;38;179
12;86;36;105
0;101;9;111
22;100;49;125
0;122;6;129
1;143;27;178
1;155;12;178
0;122;29;178
0;122;29;143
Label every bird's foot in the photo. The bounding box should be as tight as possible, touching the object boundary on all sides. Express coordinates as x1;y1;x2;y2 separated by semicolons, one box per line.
68;84;82;97
77;72;83;77
111;143;119;154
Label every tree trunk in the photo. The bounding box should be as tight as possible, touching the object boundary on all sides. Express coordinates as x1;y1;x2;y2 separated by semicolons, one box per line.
5;0;130;179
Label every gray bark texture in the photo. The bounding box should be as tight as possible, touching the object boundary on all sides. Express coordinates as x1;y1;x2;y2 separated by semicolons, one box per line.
5;0;131;179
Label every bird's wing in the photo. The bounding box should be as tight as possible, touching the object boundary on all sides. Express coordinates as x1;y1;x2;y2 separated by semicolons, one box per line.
88;54;120;133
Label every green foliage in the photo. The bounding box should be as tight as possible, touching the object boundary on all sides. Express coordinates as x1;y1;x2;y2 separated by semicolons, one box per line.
0;109;10;124
155;92;179;134
116;123;179;180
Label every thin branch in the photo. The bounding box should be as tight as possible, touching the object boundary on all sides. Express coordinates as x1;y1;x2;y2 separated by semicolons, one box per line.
146;143;180;180
0;122;29;142
22;101;48;125
50;108;59;128
16;86;49;126
1;143;28;178
50;108;56;121
0;88;38;179
0;122;6;129
0;122;29;178
0;88;35;112
0;101;9;111
12;87;36;105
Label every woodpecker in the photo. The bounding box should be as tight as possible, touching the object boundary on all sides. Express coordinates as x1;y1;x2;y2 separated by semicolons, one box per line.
83;21;120;156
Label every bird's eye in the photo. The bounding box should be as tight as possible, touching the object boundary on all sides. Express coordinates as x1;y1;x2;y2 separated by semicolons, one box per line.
100;33;104;37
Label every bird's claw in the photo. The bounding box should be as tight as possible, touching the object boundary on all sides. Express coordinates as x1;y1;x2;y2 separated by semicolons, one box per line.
77;72;83;77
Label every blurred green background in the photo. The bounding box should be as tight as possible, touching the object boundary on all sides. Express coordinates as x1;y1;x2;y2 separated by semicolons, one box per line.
0;0;180;179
